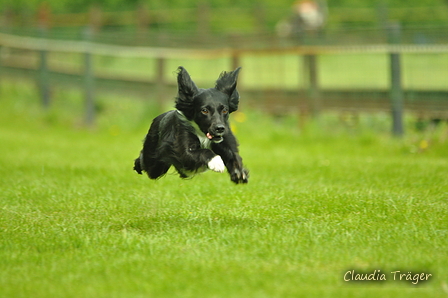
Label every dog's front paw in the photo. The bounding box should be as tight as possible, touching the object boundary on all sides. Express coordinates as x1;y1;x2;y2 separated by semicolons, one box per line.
231;167;249;184
208;155;225;173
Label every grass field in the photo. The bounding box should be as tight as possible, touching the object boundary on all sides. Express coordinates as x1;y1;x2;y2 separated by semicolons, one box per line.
1;81;447;297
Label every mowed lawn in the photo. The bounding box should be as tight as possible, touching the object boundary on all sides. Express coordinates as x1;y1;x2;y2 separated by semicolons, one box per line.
0;83;447;298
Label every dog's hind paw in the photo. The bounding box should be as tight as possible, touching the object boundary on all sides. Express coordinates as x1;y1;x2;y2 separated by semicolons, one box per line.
231;168;249;184
208;155;225;173
133;157;143;174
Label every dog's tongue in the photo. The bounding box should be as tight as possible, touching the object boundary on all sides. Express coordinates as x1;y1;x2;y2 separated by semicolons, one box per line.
206;133;213;140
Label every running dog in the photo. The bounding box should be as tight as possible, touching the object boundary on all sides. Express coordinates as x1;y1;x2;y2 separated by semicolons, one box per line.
133;66;249;184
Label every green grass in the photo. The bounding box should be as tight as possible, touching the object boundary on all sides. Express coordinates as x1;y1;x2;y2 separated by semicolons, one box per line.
1;81;448;297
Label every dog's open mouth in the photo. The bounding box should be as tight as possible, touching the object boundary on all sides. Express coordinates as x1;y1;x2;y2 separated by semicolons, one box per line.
206;132;223;143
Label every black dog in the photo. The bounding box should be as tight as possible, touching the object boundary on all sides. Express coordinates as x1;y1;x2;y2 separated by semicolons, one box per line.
134;66;249;184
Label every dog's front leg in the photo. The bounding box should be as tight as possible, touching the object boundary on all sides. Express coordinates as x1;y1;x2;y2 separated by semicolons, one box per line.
226;153;249;184
175;148;225;176
188;148;225;173
212;136;249;184
207;155;226;173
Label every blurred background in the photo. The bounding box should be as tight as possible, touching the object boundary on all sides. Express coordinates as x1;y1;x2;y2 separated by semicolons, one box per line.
1;0;448;135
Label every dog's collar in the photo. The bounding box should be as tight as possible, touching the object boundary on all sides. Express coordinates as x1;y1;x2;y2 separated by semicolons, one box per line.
176;110;196;128
176;109;187;118
176;110;212;148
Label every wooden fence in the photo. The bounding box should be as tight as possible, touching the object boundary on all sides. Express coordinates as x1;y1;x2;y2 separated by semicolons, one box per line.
1;32;448;135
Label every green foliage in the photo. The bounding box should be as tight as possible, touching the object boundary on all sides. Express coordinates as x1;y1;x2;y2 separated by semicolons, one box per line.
0;81;447;297
0;0;446;12
1;0;447;15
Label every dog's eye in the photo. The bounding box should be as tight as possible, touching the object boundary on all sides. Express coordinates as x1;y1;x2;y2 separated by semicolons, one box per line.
222;108;228;114
201;108;209;115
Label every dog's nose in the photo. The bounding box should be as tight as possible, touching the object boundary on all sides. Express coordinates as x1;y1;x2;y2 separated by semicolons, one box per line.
215;125;225;134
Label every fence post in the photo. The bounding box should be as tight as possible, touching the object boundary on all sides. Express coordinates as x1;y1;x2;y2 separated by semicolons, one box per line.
197;2;210;38
156;57;166;107
38;41;50;109
389;22;404;136
303;54;320;117
253;2;267;36
2;8;13;31
37;3;51;109
0;45;2;91
231;52;241;70
83;28;95;126
136;3;150;43
89;4;102;35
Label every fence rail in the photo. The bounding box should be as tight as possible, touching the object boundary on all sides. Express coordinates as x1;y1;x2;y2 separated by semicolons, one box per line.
1;32;448;134
3;32;448;57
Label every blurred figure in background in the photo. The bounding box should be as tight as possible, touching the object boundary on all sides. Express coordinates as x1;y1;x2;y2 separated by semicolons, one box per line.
277;0;327;41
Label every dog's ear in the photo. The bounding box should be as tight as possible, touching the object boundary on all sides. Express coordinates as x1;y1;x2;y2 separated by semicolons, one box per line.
175;66;199;119
215;67;241;113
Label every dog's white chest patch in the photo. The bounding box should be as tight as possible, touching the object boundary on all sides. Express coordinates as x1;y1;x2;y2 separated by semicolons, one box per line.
189;119;212;149
197;134;212;149
177;110;212;149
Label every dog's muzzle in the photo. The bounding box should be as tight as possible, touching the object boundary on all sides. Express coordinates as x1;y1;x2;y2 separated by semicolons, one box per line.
207;125;225;143
206;132;224;143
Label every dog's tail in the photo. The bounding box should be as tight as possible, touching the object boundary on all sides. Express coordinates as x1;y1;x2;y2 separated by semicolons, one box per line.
133;155;143;174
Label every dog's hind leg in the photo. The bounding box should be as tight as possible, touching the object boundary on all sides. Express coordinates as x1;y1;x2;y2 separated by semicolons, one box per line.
147;160;170;179
134;152;170;179
133;155;143;174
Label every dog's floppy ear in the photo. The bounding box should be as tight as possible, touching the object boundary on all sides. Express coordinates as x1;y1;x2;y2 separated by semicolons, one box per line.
215;67;241;113
175;66;199;119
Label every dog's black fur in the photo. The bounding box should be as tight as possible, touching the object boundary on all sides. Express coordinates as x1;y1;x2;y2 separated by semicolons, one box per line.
133;66;249;184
